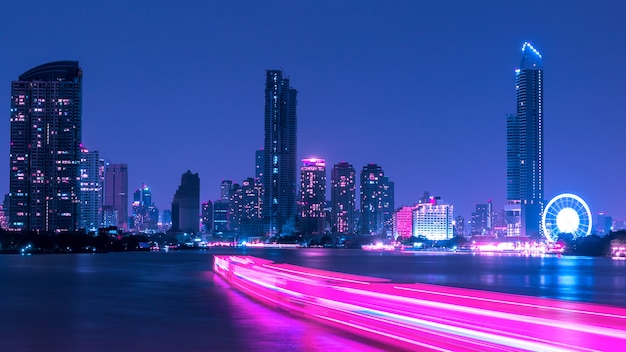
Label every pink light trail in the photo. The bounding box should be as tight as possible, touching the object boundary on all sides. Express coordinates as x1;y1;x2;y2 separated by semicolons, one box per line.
213;255;626;351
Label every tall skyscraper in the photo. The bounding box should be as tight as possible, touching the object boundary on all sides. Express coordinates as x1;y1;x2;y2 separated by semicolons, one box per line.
171;170;200;233
262;70;297;236
331;161;356;235
131;183;158;231
360;163;385;235
299;158;326;235
381;176;395;235
79;148;104;231
103;163;128;229
255;149;265;181
9;61;83;233
471;201;493;235
506;42;544;237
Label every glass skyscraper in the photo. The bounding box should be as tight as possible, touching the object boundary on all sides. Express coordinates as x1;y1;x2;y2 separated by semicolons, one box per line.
506;42;544;237
9;61;83;233
331;161;356;234
262;70;297;236
79;148;104;231
299;158;326;235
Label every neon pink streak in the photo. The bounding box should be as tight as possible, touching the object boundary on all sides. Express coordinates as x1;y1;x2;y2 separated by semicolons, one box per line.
213;255;626;351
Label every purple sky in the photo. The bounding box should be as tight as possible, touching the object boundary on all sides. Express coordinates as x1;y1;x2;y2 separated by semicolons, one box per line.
2;1;626;221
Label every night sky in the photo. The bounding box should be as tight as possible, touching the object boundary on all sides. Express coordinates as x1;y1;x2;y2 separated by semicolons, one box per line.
2;1;625;221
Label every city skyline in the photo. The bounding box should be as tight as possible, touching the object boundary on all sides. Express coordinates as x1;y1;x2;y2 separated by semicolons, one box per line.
2;1;626;221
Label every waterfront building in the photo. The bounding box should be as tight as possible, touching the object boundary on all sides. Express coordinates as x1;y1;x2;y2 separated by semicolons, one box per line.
262;70;298;236
299;158;326;235
160;209;172;232
331;161;356;234
79;148;104;231
104;163;128;230
454;215;465;237
413;199;454;241
392;206;415;239
131;183;158;232
471;201;493;235
171;170;200;234
360;164;386;234
201;201;213;233
240;177;264;237
381;176;395;235
213;200;230;233
9;61;82;232
228;183;242;233
506;42;544;237
596;213;613;236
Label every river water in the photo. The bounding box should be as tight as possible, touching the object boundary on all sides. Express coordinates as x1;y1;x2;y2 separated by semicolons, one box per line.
1;248;624;351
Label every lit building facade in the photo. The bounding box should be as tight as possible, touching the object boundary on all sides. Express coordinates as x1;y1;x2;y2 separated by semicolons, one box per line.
171;170;200;233
331;161;356;234
79;148;104;231
9;61;83;233
131;184;158;232
413;201;454;241
103;163;128;229
220;180;233;201
393;206;415;239
299;158;326;235
360;164;392;235
201;201;213;233
213;200;230;233
262;70;297;236
507;42;544;237
240;177;264;236
471;201;493;235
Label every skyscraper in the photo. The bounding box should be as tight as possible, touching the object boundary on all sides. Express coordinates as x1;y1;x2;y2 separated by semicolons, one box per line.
506;42;544;237
262;70;297;236
360;163;385;235
331;161;356;235
79;148;104;231
299;158;326;235
9;61;83;233
171;170;200;233
103;163;128;229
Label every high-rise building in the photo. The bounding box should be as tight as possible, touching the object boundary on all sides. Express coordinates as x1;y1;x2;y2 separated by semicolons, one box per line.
103;163;128;229
79;148;104;231
596;213;613;236
299;158;326;235
360;164;386;235
413;199;454;241
393;206;415;239
220;180;233;201
454;215;465;237
255;149;265;181
201;201;213;233
212;200;230;233
381;176;395;235
9;61;83;233
506;42;544;237
240;177;264;237
171;170;200;233
263;70;297;236
131;183;157;231
331;161;356;234
471;201;493;235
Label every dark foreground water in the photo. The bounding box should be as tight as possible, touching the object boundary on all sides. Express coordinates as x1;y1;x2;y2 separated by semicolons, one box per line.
0;249;624;351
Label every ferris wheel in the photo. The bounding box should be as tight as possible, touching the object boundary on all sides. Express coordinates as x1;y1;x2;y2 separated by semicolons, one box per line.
542;193;592;242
